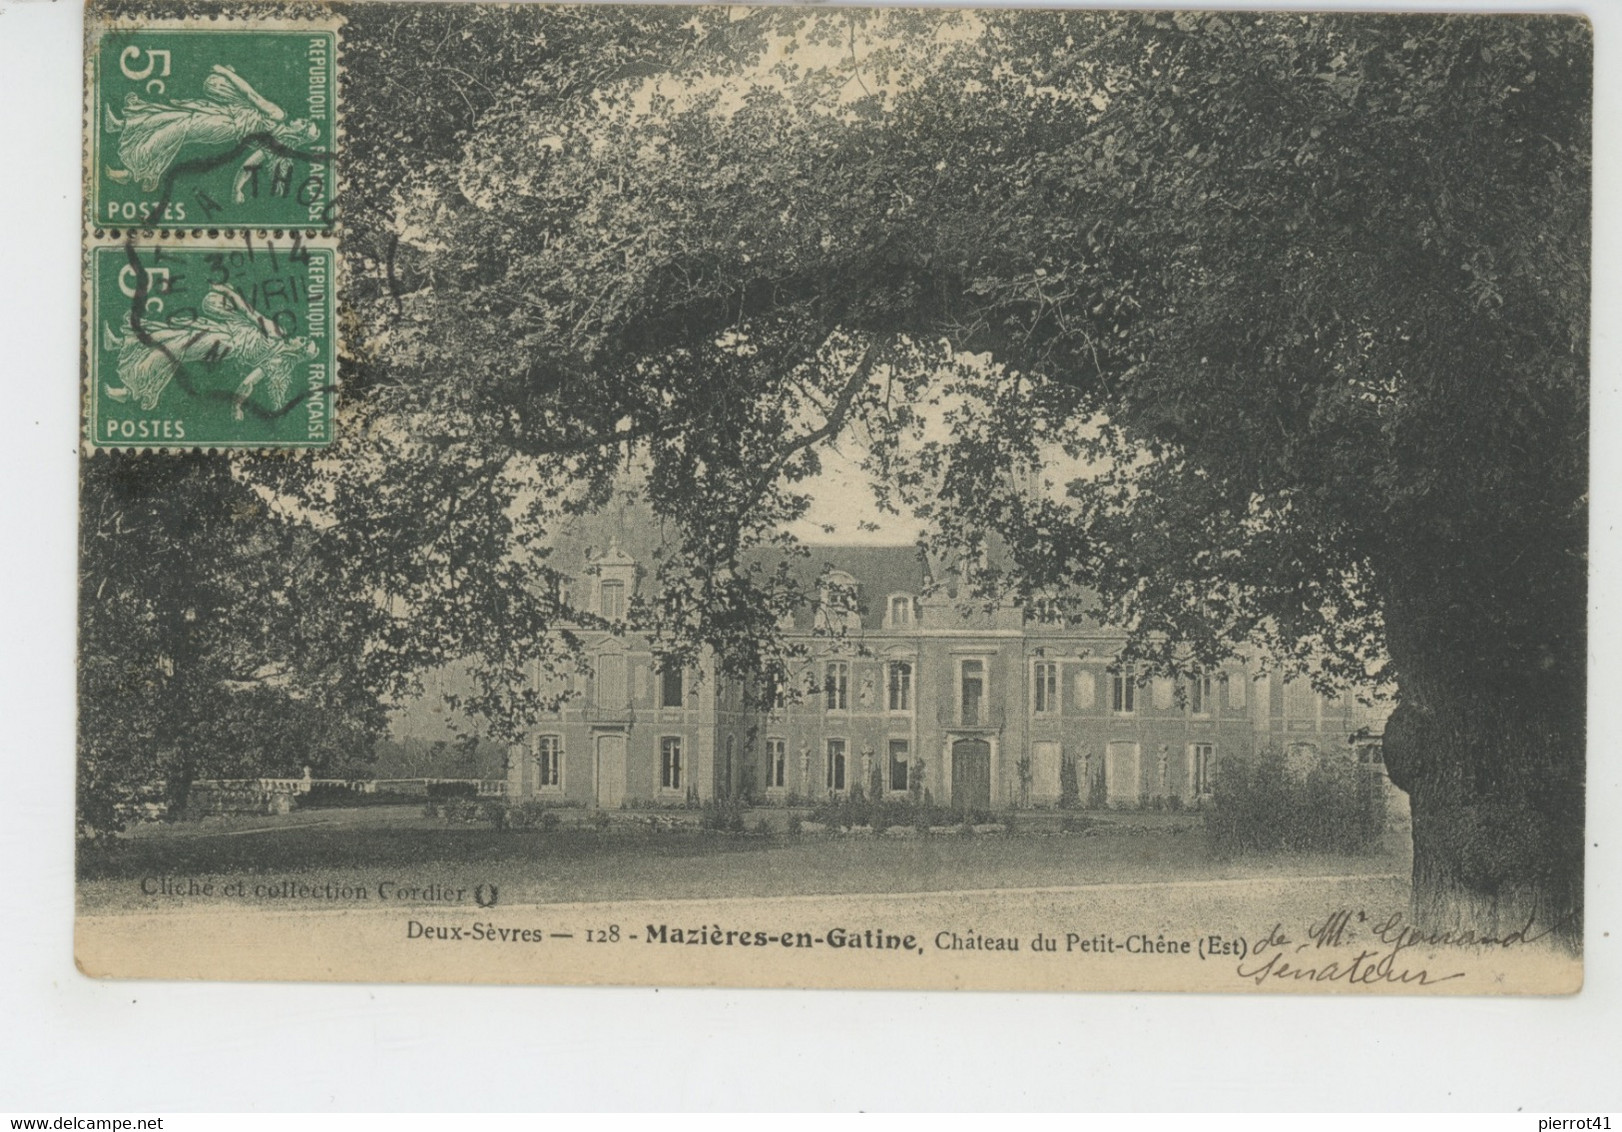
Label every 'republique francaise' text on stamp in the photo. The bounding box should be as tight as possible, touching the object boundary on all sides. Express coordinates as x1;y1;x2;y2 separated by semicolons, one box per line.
86;236;337;449
88;19;339;230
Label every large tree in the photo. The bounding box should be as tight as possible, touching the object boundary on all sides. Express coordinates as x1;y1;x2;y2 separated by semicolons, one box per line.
78;0;784;830
83;6;1588;945
385;10;1588;940
907;12;1591;943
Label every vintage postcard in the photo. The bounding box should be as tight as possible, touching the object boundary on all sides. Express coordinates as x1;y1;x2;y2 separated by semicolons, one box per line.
76;2;1590;994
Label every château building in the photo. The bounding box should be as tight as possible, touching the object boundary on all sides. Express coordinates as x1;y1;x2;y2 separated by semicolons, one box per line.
502;503;1390;811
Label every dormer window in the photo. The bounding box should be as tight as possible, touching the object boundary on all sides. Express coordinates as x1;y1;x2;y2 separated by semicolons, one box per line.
544;574;572;614
589;535;637;624
887;594;915;628
816;570;862;635
960;543;990;586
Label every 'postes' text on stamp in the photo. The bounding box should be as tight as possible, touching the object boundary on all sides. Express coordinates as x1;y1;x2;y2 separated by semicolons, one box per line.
89;21;339;229
87;236;337;449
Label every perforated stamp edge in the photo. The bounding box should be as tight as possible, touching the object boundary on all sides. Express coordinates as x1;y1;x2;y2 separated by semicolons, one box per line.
82;229;340;455
85;11;344;233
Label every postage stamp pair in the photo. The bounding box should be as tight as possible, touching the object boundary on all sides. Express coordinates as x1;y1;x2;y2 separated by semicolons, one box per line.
84;18;339;450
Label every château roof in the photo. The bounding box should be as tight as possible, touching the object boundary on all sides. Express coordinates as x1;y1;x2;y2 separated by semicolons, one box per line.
773;544;934;632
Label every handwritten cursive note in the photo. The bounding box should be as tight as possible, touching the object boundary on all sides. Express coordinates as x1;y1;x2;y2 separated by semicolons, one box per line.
1234;909;1468;987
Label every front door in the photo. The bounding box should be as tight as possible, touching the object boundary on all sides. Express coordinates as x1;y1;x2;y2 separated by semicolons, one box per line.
951;738;992;813
595;733;626;809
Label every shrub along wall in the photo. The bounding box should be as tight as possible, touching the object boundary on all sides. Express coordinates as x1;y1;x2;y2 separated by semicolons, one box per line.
1206;746;1386;856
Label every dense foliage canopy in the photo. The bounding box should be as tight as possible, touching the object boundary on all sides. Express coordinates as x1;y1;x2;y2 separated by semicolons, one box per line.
82;6;1589;937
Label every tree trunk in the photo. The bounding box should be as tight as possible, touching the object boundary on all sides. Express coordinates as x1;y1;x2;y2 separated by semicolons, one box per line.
1382;697;1583;950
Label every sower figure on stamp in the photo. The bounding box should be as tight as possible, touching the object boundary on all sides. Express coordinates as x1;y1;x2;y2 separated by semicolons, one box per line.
104;282;315;417
105;64;318;200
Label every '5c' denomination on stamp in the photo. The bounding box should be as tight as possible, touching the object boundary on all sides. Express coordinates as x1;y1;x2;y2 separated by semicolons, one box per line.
88;18;340;230
86;235;337;450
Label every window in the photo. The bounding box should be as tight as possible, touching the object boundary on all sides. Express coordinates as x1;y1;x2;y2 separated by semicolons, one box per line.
1190;743;1213;796
597;653;627;707
888;739;910;793
961;659;985;726
888;595;914;627
1189;672;1213;716
599;579;625;620
660;737;684;791
826;739;847;793
1033;661;1059;714
535;735;562;790
825;661;849;712
766;738;787;789
887;661;913;712
817;574;860;634
660;663;684;709
769;665;787;711
1111;665;1136;714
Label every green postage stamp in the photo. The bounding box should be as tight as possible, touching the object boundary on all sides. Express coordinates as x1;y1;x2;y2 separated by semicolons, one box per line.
88;18;340;229
86;236;337;449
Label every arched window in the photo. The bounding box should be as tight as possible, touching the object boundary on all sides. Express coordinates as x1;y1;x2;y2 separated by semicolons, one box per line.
826;739;847;793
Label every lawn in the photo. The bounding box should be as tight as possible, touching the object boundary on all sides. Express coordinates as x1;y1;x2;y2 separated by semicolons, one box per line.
77;805;1412;914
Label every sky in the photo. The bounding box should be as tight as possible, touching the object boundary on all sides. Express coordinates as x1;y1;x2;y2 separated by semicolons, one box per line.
783;439;925;546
